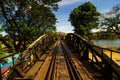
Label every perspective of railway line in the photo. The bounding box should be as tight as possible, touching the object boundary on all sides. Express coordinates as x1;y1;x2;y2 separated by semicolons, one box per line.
1;33;120;80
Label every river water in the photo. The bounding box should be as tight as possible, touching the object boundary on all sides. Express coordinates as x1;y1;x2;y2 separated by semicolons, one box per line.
93;39;120;46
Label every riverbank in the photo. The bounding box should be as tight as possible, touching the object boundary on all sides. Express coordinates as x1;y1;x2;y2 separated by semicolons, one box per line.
104;49;120;66
89;45;120;66
101;46;120;51
93;39;120;47
102;46;120;66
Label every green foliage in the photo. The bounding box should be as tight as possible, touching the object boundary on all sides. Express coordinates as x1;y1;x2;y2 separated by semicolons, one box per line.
0;41;8;58
0;0;61;52
0;28;3;32
69;2;100;39
101;14;120;39
100;4;120;39
0;51;7;55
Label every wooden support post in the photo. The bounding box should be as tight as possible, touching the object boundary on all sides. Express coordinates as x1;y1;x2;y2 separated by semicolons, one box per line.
83;47;89;60
0;61;2;80
76;38;79;52
103;64;112;80
12;55;15;67
110;51;112;64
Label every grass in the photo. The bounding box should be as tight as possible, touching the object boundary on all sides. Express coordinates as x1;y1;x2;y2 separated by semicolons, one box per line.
101;46;120;50
101;46;120;66
89;45;120;66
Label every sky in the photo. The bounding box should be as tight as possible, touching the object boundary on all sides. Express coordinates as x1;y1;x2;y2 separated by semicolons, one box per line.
54;0;120;33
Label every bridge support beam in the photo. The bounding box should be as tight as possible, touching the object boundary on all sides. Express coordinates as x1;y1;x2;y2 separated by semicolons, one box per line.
0;63;2;80
103;64;112;80
83;47;89;60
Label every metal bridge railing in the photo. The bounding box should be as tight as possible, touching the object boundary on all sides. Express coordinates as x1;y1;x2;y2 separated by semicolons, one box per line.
0;34;56;80
65;33;120;80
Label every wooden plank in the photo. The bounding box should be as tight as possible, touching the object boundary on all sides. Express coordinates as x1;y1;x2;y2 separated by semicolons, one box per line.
34;56;52;80
14;78;33;80
62;41;94;80
24;61;42;79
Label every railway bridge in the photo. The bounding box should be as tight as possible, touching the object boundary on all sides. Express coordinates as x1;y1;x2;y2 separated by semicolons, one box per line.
0;33;120;80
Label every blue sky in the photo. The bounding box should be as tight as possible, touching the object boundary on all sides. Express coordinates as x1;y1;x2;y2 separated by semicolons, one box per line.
54;0;119;33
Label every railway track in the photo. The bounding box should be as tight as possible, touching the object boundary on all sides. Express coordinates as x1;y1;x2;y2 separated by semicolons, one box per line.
2;33;119;80
61;41;82;80
26;39;105;80
45;40;83;80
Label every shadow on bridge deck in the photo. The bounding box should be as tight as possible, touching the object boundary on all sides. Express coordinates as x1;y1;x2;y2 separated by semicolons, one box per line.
1;33;120;80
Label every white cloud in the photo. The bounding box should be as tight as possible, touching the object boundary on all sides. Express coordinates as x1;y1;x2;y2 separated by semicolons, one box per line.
90;28;107;33
57;25;74;33
100;9;111;14
58;0;88;6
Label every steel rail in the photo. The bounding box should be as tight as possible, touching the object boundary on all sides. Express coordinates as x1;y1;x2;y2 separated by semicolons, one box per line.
60;40;82;80
45;41;58;80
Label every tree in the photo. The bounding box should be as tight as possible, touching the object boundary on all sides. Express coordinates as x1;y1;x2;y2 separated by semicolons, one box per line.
101;4;120;39
0;0;61;52
69;2;100;39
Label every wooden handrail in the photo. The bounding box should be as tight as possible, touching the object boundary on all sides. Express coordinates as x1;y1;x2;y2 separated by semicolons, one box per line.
0;34;56;80
66;33;120;79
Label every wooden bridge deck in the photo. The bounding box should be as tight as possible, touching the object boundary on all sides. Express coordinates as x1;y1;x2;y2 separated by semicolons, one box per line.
1;33;120;80
14;40;107;80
